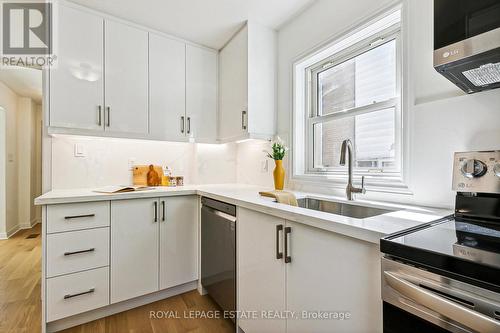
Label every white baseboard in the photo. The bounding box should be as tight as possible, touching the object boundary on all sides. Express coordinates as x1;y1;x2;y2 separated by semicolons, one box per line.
19;219;40;230
0;224;21;239
46;280;198;333
0;220;39;239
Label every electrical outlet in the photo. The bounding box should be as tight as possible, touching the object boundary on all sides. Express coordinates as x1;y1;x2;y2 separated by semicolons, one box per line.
74;144;86;157
261;159;269;173
128;158;136;170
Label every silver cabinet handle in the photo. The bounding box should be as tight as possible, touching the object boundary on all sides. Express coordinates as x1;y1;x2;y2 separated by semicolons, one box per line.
64;214;95;220
384;271;500;333
97;105;102;126
161;201;166;222
106;106;111;127
276;224;283;259
64;288;95;300
187;117;191;134
284;226;292;263
180;116;185;134
154;201;158;222
242;110;247;130
64;248;95;256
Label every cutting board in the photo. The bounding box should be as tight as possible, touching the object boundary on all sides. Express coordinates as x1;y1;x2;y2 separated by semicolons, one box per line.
133;165;164;186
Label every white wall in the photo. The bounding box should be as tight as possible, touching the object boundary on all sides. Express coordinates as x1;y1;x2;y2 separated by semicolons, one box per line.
276;0;500;208
0;82;19;237
0;107;5;236
50;136;238;189
17;97;40;228
0;82;42;237
34;105;43;224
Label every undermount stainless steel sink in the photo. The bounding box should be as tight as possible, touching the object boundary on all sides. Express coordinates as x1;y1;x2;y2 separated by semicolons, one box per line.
297;198;394;219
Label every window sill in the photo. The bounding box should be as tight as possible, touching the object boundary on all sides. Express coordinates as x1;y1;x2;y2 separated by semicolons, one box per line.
290;173;413;195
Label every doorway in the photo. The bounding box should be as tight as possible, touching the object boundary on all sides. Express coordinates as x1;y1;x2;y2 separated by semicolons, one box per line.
0;66;43;332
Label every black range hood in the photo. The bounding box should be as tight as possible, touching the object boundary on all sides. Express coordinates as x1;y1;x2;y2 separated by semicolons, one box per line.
434;0;500;94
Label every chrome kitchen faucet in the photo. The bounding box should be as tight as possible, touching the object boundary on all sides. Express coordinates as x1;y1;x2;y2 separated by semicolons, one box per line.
339;139;365;201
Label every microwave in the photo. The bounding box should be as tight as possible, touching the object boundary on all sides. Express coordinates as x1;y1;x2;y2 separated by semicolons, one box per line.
434;0;500;94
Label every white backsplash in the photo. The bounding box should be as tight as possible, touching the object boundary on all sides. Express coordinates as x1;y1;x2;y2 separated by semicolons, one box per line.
50;135;275;190
236;140;274;188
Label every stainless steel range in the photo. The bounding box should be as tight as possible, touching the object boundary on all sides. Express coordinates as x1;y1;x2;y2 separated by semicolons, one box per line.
381;151;500;333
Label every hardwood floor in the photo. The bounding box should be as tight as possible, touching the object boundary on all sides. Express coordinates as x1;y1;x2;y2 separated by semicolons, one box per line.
0;224;234;333
62;290;235;333
0;224;42;333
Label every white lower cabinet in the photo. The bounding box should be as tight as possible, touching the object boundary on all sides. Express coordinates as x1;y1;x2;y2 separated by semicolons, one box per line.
47;227;109;278
238;208;286;333
45;196;199;324
159;196;198;289
238;209;382;333
46;267;109;322
110;198;159;303
111;196;198;303
285;221;382;333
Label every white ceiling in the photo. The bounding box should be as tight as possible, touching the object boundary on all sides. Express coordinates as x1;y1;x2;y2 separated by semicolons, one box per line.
67;0;316;49
0;67;43;103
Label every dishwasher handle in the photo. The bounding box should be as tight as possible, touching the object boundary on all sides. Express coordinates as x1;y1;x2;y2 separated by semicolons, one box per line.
201;205;237;223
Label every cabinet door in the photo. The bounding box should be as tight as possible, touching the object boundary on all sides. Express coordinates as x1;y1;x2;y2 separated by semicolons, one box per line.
105;20;148;135
49;5;104;130
218;26;248;141
111;198;159;303
159;196;198;289
238;208;286;333
285;221;382;333
149;34;186;141
186;45;217;142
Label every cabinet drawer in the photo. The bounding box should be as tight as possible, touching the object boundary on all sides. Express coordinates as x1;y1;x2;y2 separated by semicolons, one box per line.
47;228;109;278
47;202;110;233
46;267;109;322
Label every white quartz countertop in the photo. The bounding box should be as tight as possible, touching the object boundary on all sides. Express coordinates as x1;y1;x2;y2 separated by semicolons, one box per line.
35;184;452;244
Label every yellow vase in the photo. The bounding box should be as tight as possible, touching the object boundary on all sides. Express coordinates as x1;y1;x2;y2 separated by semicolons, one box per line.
273;160;285;190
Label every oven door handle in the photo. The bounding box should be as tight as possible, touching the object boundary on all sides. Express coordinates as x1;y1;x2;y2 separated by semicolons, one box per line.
384;271;500;333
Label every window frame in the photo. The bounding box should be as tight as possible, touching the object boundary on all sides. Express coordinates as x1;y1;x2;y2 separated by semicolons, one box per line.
304;24;402;178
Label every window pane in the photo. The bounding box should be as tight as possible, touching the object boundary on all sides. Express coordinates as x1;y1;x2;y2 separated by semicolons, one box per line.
313;117;354;168
313;108;395;170
317;40;396;116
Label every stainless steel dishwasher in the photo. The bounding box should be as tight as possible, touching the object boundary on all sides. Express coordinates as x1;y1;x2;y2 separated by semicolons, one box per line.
201;197;236;316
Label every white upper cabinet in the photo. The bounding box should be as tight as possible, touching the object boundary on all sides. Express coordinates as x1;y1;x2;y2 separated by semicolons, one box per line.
104;20;149;135
149;33;186;141
186;45;218;143
48;4;218;142
49;5;104;130
218;22;277;143
219;27;248;141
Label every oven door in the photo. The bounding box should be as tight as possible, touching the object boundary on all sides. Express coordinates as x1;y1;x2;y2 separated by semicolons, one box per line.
382;258;500;333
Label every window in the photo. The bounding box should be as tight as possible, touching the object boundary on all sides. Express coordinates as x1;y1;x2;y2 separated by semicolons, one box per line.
295;9;403;185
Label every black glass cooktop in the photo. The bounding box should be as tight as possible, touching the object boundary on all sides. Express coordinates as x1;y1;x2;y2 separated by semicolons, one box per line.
381;217;500;291
389;218;500;269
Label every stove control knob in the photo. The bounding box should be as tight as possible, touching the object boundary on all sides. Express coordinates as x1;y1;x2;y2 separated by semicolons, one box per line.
494;163;500;178
460;159;487;178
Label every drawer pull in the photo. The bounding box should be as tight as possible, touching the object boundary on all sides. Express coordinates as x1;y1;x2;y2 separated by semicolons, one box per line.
64;214;95;220
64;248;95;256
64;288;95;300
